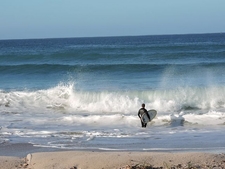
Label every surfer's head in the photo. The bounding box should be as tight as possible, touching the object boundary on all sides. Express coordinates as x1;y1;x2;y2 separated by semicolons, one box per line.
142;103;145;108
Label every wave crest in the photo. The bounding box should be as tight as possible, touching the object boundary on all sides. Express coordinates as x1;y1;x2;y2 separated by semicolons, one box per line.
1;83;225;116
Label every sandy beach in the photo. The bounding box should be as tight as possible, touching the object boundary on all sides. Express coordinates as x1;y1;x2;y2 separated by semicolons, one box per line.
0;144;225;169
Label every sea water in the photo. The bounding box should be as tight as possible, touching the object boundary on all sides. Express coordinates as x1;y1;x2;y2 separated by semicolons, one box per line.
0;34;225;152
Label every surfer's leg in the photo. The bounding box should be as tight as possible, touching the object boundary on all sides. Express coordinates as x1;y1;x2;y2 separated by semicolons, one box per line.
142;122;147;127
141;121;145;127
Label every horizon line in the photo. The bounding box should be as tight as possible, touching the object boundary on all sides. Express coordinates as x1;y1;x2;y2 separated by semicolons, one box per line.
0;32;224;41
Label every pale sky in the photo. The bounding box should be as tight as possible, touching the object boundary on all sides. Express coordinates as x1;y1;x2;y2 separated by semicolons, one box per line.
1;0;225;40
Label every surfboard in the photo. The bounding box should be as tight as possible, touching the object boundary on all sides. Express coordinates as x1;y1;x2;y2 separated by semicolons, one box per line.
141;109;157;123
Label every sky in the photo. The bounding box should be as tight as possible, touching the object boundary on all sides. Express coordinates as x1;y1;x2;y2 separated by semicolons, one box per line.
1;0;225;40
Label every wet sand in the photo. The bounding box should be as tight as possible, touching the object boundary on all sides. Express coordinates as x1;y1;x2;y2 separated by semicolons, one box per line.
0;143;225;169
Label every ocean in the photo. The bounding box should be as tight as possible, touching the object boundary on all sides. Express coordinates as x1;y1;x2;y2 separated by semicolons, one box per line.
1;33;225;152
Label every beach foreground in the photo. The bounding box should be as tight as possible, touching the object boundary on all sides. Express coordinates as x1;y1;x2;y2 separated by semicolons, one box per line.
1;150;225;169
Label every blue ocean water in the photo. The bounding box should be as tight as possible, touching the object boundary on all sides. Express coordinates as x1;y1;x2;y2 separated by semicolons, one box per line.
1;33;225;152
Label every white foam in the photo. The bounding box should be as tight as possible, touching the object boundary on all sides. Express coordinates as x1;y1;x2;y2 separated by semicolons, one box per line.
1;83;225;114
183;110;225;125
1;82;225;149
1;83;225;128
61;114;139;128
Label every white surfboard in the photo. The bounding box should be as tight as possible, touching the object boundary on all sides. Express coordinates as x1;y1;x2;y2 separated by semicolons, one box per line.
141;109;157;123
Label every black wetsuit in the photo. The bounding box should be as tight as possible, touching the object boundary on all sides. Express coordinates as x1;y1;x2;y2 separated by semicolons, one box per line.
138;108;150;128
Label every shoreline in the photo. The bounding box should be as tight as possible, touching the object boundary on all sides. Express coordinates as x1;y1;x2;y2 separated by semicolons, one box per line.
1;142;225;157
0;143;225;169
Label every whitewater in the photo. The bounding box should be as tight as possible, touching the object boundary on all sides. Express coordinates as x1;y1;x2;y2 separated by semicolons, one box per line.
0;33;225;152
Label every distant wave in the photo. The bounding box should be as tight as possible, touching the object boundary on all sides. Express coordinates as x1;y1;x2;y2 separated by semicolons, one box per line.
1;62;225;75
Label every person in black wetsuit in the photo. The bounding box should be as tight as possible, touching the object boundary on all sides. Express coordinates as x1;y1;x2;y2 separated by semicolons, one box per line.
138;103;150;128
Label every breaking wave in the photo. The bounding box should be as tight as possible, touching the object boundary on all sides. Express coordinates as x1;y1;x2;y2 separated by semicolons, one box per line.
1;82;225;126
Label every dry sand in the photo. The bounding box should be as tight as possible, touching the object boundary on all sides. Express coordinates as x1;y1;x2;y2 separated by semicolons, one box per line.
0;151;225;169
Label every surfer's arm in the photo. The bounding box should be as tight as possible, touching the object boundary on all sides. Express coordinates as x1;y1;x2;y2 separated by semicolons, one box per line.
138;110;141;118
145;109;150;119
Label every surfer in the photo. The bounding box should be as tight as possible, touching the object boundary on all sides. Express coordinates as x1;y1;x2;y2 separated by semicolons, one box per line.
138;103;150;128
